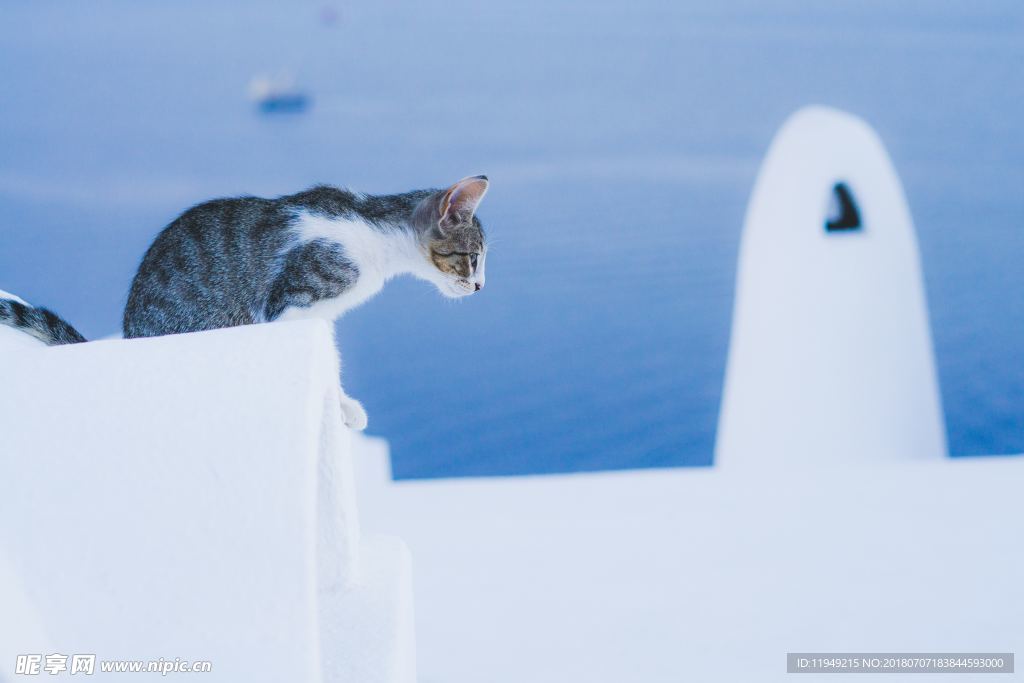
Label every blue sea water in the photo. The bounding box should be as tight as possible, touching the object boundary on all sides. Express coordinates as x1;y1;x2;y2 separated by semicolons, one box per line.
0;1;1021;477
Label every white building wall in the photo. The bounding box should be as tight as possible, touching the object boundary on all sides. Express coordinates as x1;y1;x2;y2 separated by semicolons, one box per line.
716;106;947;466
0;319;415;683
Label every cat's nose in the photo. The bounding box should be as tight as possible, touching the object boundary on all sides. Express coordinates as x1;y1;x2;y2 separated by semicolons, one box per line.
474;282;482;291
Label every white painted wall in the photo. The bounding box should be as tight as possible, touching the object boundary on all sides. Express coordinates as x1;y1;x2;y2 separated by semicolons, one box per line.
0;320;415;683
717;106;946;466
355;441;1024;683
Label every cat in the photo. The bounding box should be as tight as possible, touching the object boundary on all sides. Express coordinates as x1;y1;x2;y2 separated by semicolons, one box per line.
0;175;490;430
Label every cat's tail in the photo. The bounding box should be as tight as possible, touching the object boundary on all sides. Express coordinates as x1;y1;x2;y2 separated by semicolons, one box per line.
0;293;87;346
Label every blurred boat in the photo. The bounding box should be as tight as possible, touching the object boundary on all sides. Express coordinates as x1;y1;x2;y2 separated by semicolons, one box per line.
249;74;310;114
319;4;340;26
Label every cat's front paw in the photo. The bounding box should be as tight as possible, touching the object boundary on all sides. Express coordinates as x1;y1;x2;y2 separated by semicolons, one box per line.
339;396;368;431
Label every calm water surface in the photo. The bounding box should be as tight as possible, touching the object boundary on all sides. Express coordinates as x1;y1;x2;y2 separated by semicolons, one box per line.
1;1;1021;476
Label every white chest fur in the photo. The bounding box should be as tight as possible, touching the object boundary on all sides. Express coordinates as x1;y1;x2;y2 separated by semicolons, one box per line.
276;212;421;323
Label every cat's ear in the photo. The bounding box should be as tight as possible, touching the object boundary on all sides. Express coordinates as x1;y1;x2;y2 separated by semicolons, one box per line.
439;175;488;231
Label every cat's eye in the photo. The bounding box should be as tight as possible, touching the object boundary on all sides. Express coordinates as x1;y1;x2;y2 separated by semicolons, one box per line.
470;254;478;268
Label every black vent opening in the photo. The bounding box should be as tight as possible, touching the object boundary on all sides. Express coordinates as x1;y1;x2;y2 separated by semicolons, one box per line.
825;182;862;233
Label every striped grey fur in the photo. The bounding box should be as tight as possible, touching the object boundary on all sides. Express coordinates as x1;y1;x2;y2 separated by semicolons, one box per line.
1;177;488;430
0;298;86;346
1;177;487;362
123;176;488;338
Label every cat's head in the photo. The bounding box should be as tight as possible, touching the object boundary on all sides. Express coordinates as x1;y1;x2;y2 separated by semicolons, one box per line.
413;176;489;299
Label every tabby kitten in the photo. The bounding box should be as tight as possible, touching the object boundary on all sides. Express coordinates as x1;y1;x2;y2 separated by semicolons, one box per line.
0;176;490;430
